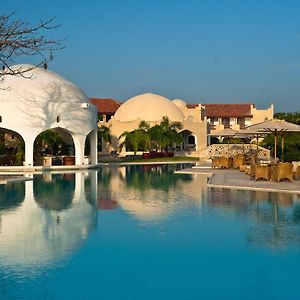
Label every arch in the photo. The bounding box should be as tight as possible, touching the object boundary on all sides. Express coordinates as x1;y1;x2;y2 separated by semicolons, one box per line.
33;127;75;166
0;127;26;166
180;130;197;151
33;173;75;211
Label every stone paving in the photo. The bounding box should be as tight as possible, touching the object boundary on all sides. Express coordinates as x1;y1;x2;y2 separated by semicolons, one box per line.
176;165;300;194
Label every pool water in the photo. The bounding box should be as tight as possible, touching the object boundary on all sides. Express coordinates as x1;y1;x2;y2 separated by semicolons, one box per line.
1;164;300;300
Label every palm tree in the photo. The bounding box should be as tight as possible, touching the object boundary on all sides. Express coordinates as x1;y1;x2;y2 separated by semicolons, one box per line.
149;116;183;152
119;131;140;156
98;125;111;152
98;125;111;143
119;128;151;156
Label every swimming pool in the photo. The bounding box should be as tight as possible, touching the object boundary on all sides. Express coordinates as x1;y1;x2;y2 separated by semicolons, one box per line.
1;164;300;299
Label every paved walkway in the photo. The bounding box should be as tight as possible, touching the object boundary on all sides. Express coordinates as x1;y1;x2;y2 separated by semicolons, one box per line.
176;165;300;194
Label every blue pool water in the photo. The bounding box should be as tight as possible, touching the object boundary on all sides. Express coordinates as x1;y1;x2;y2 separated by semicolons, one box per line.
1;164;300;299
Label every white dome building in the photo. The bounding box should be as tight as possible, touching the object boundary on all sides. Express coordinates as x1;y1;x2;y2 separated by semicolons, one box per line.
0;65;98;166
114;93;184;122
105;92;207;156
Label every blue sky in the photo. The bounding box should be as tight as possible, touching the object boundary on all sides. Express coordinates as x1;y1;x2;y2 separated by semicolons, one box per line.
2;0;300;111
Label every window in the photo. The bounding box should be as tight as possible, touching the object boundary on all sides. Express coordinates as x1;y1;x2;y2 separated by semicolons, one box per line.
56;116;61;123
0;116;2;122
222;118;230;128
210;117;218;130
237;117;245;129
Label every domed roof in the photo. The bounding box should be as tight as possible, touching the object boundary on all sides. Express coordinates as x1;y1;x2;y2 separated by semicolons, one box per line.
172;99;187;109
0;64;89;103
114;93;184;122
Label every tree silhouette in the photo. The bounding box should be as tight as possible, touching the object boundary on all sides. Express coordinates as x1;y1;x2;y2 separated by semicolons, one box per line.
0;13;63;82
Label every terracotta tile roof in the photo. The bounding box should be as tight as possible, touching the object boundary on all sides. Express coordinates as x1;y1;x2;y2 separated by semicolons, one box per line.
186;104;199;109
90;98;122;114
203;103;252;118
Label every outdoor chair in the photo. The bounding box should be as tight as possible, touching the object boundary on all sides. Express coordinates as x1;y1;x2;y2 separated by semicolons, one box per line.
233;154;246;169
247;153;257;165
219;156;231;169
239;164;248;172
272;162;293;183
249;163;256;178
212;157;220;169
254;165;269;181
292;165;300;180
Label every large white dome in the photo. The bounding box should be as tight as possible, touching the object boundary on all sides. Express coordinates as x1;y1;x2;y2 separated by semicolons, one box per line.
0;64;89;103
114;93;185;122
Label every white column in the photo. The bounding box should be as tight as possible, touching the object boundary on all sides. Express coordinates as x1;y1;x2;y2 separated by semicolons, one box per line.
90;129;98;165
73;135;85;165
24;138;34;166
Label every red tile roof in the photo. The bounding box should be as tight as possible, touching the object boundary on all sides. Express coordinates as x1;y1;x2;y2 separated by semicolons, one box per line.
90;98;122;114
186;104;199;109
203;103;252;118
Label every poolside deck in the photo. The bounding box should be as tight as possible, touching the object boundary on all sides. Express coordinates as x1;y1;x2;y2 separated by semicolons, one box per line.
176;164;300;194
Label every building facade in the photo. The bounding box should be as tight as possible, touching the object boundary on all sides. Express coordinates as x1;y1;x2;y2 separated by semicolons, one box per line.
93;95;274;157
205;103;274;133
96;93;208;156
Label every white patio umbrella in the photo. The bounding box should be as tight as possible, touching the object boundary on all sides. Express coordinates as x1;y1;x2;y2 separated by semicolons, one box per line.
236;128;267;150
244;119;300;161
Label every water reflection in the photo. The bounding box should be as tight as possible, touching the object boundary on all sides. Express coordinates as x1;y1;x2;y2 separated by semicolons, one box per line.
0;171;98;270
34;173;75;211
97;164;208;221
0;183;25;211
207;188;300;249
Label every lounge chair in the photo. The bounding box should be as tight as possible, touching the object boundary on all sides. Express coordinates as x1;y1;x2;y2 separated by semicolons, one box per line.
233;154;246;169
247;153;257;165
249;163;256;178
254;165;269;181
239;164;248;172
292;165;300;180
219;156;232;169
212;157;220;169
272;162;293;183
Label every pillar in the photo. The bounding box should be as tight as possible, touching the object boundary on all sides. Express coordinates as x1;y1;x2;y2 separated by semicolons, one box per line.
90;129;98;165
24;138;34;166
73;135;85;165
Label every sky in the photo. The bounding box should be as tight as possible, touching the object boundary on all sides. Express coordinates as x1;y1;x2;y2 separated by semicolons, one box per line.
2;0;300;112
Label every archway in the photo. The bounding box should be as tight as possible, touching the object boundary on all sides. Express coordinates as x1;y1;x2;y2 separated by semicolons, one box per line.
180;130;196;151
0;128;25;166
33;128;75;166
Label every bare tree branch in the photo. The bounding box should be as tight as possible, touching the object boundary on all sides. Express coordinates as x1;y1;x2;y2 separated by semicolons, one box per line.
0;13;64;82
